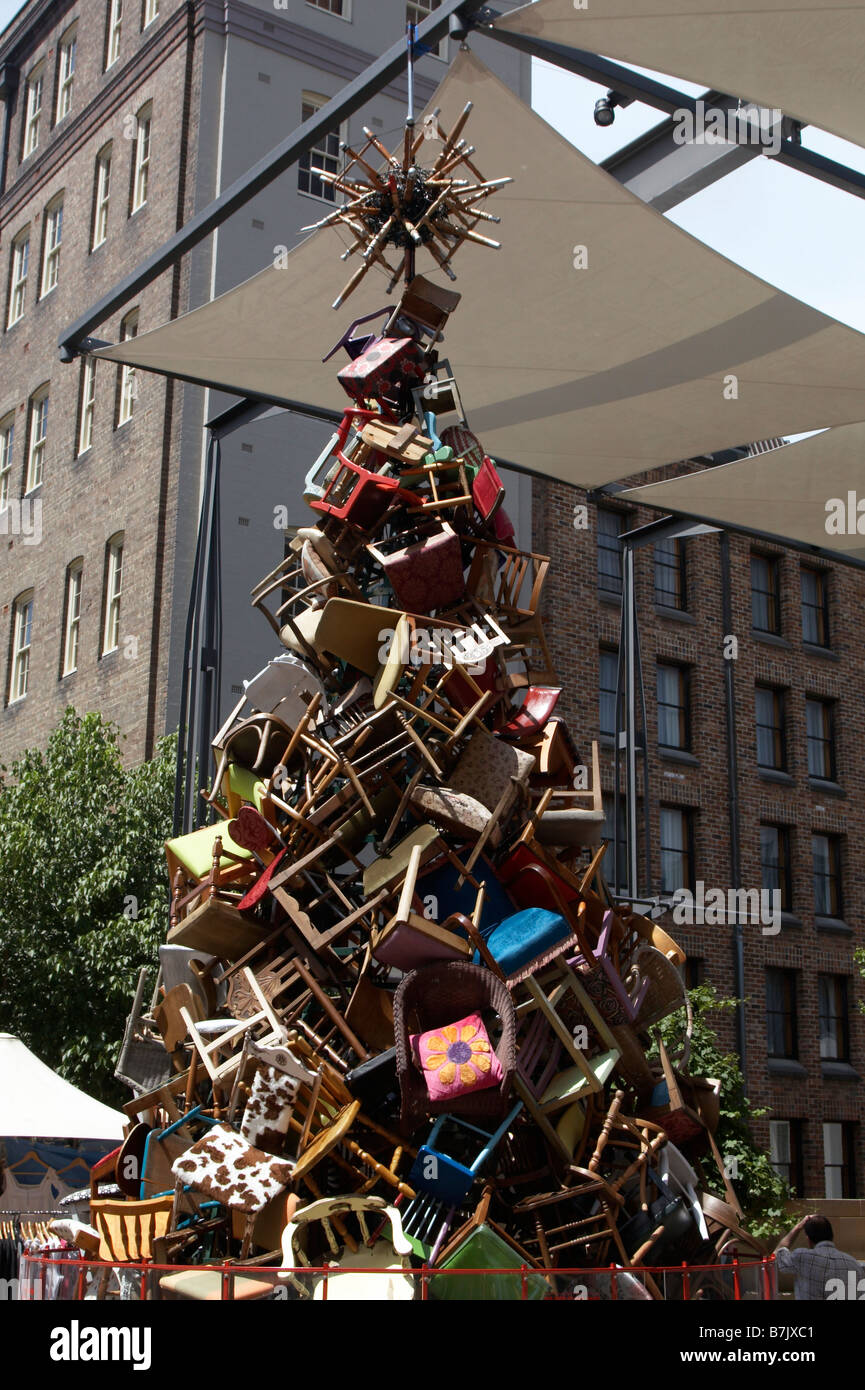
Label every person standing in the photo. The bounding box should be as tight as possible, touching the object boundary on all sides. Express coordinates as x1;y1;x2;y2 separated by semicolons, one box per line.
775;1215;865;1300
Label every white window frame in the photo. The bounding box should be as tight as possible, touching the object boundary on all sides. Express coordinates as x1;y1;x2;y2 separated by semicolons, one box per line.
56;27;77;123
92;146;112;250
131;106;152;214
297;93;343;203
117;311;139;425
305;0;351;18
23;64;44;157
142;0;159;28
106;0;123;69
103;537;123;654
10;593;33;703
62;561;83;676
40;196;63;297
7;230;29;328
407;1;445;59
25;389;48;494
0;415;14;511
78;358;97;454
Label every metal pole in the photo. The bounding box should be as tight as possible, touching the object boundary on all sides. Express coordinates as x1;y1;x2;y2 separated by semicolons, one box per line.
622;543;639;898
720;532;747;1077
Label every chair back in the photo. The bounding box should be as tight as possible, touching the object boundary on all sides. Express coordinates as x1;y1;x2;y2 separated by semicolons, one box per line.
90;1195;175;1263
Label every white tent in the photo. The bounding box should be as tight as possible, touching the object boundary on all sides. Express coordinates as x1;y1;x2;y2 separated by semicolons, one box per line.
0;1035;125;1141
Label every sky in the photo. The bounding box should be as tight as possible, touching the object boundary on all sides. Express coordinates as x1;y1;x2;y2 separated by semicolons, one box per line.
2;0;863;335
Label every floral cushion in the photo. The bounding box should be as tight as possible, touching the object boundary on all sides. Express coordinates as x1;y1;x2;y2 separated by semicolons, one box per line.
410;1013;502;1102
380;526;465;614
450;734;535;813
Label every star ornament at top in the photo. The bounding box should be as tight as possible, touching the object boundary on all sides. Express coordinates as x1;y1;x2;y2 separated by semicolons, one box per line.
301;102;512;309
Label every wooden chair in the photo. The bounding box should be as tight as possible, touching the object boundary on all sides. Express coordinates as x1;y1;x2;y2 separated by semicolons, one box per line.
89;1194;175;1263
280;1194;414;1301
462;538;557;684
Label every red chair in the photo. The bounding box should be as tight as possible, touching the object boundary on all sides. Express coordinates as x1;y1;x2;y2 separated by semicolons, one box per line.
499;686;561;740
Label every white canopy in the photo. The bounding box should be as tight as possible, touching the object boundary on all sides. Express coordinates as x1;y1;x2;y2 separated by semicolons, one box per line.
622;425;865;559
497;0;865;154
93;50;865;491
0;1035;125;1141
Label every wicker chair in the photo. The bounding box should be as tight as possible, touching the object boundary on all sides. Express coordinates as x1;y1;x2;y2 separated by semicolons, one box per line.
393;962;517;1135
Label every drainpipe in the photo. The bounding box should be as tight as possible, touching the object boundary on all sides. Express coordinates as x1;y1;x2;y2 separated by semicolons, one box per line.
719;532;747;1078
0;64;19;199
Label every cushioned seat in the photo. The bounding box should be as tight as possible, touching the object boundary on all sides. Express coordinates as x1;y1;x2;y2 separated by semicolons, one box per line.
474;907;571;980
165;820;252;879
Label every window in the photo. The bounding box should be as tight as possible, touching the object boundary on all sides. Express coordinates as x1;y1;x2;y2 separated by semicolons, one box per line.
92;146;112;250
298;94;341;201
751;552;780;634
7;228;29;327
657;663;690;750
760;824;792;914
769;1120;803;1195
801;566;829;647
602;794;627;891
116;311;139;425
599;647;620;738
818;975;850;1062
813;833;842;918
766;967;798;1059
106;0;123;68
823;1122;856;1199
56;27;77;122
684;958;706;990
307;0;346;12
597;508;624;596
78;358;97;455
0;415;14;510
40;195;63;296
142;0;159;28
61;561;83;676
806;697;835;781
654;537;686;610
9;592;33;703
23;64;44;157
407;0;444;57
755;685;786;771
131;105;151;213
25;388;48;493
102;535;124;654
660;807;692;894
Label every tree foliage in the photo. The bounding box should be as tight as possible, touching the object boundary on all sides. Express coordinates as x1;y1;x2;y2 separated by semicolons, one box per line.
0;708;175;1105
652;985;792;1239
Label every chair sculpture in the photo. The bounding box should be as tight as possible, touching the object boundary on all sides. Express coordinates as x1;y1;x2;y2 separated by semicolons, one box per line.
393;961;517;1134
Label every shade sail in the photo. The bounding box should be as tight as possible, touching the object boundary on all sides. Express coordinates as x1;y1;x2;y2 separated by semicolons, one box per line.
621;425;865;560
93;50;865;489
497;0;865;155
0;1034;125;1140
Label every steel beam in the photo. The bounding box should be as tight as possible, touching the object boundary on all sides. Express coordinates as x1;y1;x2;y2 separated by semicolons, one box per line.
58;0;491;360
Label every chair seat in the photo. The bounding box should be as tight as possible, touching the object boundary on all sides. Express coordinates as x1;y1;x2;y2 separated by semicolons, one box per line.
475;908;571;980
429;1226;548;1301
540;1049;620;1111
311;1247;414;1301
411;785;495;841
362;824;439;898
166;821;252;879
159;1269;276;1301
279;605;325;656
533;808;605;848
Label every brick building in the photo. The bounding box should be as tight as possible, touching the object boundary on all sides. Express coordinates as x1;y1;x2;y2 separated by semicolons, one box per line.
0;0;527;765
534;470;865;1199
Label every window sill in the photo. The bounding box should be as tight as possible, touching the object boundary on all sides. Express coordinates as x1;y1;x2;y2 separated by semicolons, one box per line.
5;315;24;334
775;911;802;929
767;1059;807;1078
803;642;838;661
658;748;699;767
758;768;794;786
304;0;352;20
5;696;27;710
298;189;339;207
654;606;696;624
808;777;845;798
815;915;853;937
129;203;149;221
752;629;790;648
598;591;622;608
820;1061;859;1081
